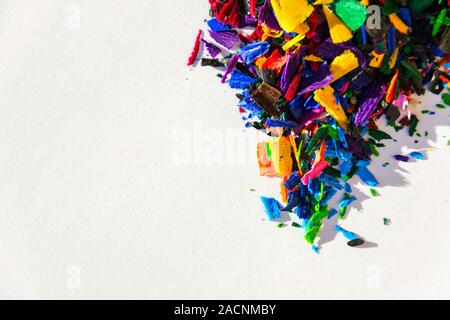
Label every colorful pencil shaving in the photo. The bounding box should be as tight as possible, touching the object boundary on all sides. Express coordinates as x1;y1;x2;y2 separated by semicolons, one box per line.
189;0;450;252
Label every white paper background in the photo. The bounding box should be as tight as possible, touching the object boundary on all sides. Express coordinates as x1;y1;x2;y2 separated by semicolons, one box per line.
0;0;449;299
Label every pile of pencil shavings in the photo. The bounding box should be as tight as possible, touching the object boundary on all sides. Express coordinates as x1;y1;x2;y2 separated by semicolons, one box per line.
188;0;450;253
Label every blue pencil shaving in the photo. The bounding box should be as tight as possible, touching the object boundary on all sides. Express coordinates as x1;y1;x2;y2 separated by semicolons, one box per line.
308;179;322;200
321;187;337;207
207;18;231;32
229;71;257;89
356;167;379;187
327;209;339;220
240;41;270;65
344;182;352;193
304;93;321;110
361;25;367;45
238;91;263;114
312;245;320;254
260;196;281;221
295;205;312;220
356;160;371;168
338;127;351;149
409;151;424;160
284;172;301;190
284;190;302;212
340;161;353;177
393;154;410;162
320;174;344;191
398;8;412;27
387;26;397;54
335;225;358;241
339;196;357;209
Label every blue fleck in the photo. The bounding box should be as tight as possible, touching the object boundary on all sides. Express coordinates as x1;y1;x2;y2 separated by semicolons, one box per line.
327;209;339;220
335;225;358;241
410;151;424;160
356;167;379;187
339;196;357;208
393;155;410;162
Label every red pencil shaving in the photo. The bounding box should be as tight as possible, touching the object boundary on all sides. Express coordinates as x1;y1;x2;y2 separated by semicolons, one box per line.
187;30;203;66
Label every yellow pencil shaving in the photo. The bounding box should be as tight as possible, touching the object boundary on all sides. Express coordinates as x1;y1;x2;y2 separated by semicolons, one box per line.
271;0;314;33
304;55;324;62
261;23;284;41
314;85;349;130
280;179;288;203
360;0;369;6
389;47;399;69
369;50;386;68
330;50;359;82
255;56;267;69
314;0;333;4
323;5;353;44
269;136;293;176
294;22;310;38
288;134;301;173
282;33;306;51
389;13;410;35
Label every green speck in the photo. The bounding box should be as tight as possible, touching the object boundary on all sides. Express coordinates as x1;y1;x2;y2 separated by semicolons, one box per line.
265;142;272;160
339;206;348;220
292;222;302;228
443;93;450;106
421;110;430;114
409;115;419;137
277;223;286;228
436;104;446;109
370;188;378;197
383;218;391;226
368;129;393;141
249;188;256;192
